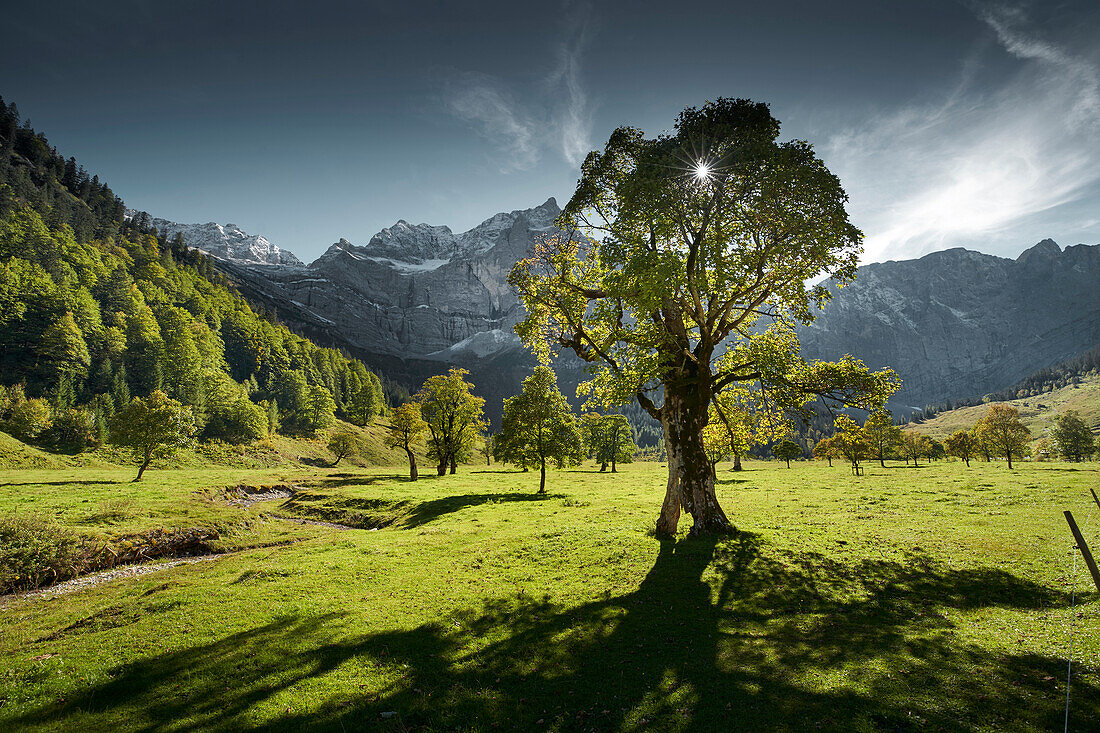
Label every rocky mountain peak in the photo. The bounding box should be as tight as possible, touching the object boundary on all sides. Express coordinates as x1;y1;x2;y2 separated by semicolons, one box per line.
1016;238;1061;264
127;210;303;266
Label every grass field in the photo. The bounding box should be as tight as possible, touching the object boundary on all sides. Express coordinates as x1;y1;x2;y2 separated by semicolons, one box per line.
1;458;1098;732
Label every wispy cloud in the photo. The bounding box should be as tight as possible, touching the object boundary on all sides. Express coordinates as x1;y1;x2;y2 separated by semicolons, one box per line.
822;2;1100;262
446;74;539;173
445;4;594;173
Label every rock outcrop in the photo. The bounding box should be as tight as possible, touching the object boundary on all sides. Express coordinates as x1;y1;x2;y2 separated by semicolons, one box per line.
221;198;560;358
796;240;1100;409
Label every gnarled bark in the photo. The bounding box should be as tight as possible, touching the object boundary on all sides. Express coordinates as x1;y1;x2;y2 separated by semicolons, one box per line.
656;389;735;538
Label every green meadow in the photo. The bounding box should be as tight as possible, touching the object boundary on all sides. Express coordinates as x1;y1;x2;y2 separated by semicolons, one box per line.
1;459;1098;732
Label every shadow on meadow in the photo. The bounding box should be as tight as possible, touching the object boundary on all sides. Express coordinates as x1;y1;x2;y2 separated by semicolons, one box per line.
299;473;417;489
0;479;120;487
403;492;562;528
14;536;1097;732
280;488;562;530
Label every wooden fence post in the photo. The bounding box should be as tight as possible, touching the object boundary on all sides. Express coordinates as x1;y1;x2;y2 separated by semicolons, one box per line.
1064;510;1100;592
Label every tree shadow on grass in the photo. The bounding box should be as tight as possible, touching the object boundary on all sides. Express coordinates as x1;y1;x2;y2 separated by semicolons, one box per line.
12;533;1096;732
280;490;563;530
0;480;121;487
404;492;563;528
298;473;417;489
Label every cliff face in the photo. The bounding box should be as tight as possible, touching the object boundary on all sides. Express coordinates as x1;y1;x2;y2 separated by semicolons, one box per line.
211;195;1100;416
215;200;562;370
796;240;1100;408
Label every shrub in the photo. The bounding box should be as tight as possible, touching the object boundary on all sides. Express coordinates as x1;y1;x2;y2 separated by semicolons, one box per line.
42;407;98;453
3;398;53;442
0;513;83;593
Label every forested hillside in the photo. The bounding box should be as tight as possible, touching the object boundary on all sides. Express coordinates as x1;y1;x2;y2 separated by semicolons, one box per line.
0;98;383;454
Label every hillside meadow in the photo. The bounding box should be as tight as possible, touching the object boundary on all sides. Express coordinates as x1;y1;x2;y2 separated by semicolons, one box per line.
0;458;1098;732
904;375;1100;441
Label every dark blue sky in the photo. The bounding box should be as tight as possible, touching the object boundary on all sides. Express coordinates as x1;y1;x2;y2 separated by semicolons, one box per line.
4;0;1099;263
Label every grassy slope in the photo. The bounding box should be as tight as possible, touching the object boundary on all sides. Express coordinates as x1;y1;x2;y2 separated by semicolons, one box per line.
0;416;417;473
0;460;1098;732
904;375;1100;442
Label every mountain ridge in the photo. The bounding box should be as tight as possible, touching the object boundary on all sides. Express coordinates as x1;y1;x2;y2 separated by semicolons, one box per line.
190;197;1099;416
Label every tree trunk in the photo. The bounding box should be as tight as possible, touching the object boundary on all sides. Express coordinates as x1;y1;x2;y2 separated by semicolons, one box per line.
732;453;742;471
449;453;457;474
879;454;885;468
538;457;546;494
656;442;681;538
135;451;152;482
785;458;791;468
611;457;617;473
826;457;832;467
1006;450;1012;470
437;458;447;476
964;456;969;467
657;389;734;538
406;448;418;481
600;462;607;472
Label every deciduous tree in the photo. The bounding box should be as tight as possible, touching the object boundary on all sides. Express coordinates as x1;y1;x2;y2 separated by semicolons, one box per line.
973;404;1030;469
813;434;840;467
510;98;898;536
862;409;901;467
582;413;636;472
416;367;486;476
385;403;426;480
1051;410;1093;462
109;390;194;480
327;430;362;466
833;415;868;475
899;431;933;466
495;366;583;493
943;430;975;467
772;439;802;468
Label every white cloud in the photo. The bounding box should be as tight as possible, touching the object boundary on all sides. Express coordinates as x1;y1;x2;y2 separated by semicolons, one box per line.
446;74;539;173
445;4;594;173
822;2;1100;263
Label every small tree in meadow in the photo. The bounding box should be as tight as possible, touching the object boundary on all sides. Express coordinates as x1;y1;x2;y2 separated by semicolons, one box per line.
327;430;363;466
973;404;1030;469
862;409;901;467
899;431;932;466
384;403;426;481
943;429;975;467
813;435;841;467
416;368;486;476
109;391;194;481
495;366;583;493
583;413;636;473
833;415;868;474
1051;410;1093;462
772;439;802;468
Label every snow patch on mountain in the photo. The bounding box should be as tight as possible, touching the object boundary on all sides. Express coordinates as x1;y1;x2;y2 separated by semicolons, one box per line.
426;329;522;361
